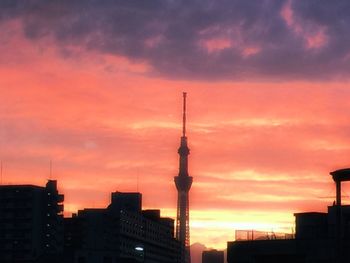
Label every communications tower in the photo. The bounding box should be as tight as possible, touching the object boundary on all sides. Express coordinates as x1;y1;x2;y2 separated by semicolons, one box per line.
174;92;193;263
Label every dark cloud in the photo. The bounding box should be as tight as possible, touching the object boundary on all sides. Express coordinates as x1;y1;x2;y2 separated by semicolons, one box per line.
1;0;350;81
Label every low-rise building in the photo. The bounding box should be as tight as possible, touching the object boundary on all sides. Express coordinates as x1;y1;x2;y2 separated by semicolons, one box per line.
227;205;350;263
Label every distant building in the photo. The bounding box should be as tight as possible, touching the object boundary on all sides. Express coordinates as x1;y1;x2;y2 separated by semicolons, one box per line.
64;192;181;263
0;180;64;263
202;249;224;263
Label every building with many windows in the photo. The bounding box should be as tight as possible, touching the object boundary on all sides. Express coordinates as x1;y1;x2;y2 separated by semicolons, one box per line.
0;180;64;262
64;192;181;263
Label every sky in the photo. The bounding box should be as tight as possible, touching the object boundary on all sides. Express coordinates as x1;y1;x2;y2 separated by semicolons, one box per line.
1;0;350;250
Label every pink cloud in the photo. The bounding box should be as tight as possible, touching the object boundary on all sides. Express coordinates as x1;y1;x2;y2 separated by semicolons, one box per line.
242;46;261;57
281;0;328;50
200;38;232;53
306;29;328;49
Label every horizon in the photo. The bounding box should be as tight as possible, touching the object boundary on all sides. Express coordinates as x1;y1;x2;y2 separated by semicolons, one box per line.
1;0;350;251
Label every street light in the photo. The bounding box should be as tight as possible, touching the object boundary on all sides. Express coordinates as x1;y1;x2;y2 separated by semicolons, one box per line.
134;244;144;262
135;246;144;252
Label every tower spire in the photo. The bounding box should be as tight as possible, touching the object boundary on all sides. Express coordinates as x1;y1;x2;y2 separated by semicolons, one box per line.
182;92;187;137
175;92;193;263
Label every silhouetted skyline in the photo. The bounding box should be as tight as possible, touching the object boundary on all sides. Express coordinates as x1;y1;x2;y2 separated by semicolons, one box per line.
2;169;349;263
0;181;182;262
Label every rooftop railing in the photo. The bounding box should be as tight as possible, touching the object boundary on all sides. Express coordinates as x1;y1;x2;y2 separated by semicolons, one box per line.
235;230;295;241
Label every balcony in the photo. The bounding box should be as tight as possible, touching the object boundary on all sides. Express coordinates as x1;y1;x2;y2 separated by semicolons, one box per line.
57;194;64;203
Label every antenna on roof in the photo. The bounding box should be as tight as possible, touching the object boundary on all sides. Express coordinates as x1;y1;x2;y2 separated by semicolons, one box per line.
0;161;3;185
49;159;52;180
182;92;187;137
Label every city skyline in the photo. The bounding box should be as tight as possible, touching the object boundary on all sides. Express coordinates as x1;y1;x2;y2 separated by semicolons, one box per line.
1;0;350;250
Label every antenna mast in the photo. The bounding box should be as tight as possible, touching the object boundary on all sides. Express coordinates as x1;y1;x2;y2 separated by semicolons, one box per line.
49;160;52;180
137;168;139;192
182;92;187;137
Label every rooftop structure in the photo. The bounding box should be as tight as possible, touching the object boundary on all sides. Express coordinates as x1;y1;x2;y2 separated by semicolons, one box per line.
227;169;350;263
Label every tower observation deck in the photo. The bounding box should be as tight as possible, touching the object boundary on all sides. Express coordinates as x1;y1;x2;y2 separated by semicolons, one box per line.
174;92;193;263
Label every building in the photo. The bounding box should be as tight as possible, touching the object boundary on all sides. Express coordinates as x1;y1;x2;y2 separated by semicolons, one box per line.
227;168;350;263
174;92;193;263
0;180;64;263
202;249;224;263
64;192;181;263
227;208;350;262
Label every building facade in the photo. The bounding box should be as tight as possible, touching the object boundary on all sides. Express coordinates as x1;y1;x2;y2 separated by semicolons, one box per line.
64;192;181;263
0;180;64;263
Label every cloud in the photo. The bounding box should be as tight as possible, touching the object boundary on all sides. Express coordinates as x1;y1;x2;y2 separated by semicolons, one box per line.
2;14;350;248
1;0;350;81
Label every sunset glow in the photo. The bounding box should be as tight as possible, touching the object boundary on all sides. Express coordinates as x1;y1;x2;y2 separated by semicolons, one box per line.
1;1;350;251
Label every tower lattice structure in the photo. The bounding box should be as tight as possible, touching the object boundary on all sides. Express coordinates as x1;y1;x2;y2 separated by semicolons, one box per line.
174;92;193;263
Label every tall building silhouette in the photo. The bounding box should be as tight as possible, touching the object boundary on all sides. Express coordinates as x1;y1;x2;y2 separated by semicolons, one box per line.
174;92;193;263
64;192;181;263
0;180;64;262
